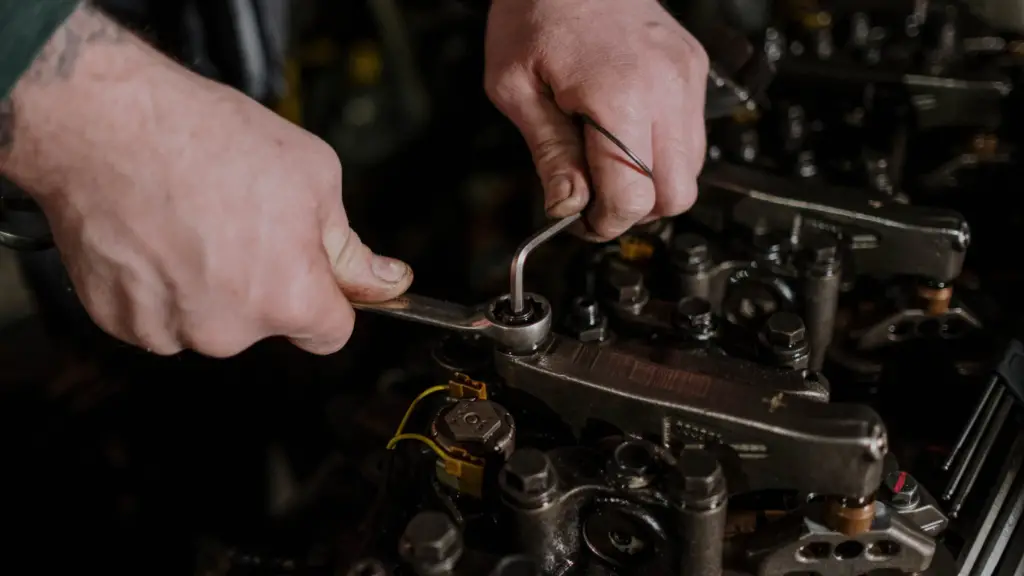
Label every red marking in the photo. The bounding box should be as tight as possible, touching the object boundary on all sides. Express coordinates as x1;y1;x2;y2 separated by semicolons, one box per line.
893;471;907;494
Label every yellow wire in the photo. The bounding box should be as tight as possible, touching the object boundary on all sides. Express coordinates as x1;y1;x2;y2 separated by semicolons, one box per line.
386;433;450;462
393;385;449;437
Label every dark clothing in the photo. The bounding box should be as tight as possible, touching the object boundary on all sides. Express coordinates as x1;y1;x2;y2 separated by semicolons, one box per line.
0;0;80;99
0;0;289;103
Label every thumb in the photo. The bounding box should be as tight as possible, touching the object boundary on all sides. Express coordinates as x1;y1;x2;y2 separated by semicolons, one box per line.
322;221;413;303
488;74;590;218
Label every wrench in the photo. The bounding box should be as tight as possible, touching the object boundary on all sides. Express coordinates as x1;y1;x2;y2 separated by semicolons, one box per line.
353;293;553;354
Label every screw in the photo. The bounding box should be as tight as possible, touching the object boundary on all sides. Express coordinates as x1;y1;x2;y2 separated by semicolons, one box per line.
675;296;714;335
500;449;556;503
398;512;463;574
883;471;920;510
765;312;806;348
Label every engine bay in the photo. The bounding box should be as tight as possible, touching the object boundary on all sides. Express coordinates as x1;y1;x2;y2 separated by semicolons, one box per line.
2;1;1024;575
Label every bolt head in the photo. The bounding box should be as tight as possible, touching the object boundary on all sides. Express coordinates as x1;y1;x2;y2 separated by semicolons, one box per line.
501;449;555;497
399;512;461;565
443;401;503;444
677;450;724;496
765;312;806;347
883;471;919;508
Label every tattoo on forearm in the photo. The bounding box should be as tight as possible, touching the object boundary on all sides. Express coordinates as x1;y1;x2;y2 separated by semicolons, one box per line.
1;2;129;158
23;2;129;85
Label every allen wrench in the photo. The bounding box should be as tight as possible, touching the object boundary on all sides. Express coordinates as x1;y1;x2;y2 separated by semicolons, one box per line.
508;114;655;316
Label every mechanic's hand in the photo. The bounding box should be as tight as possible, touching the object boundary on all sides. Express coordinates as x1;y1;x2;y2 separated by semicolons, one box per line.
3;6;411;357
484;0;710;240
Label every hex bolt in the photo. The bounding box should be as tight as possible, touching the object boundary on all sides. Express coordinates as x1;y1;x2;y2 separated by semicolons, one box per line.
677;450;725;503
765;312;806;348
883;471;920;510
500;448;557;506
671;234;710;271
398;511;463;576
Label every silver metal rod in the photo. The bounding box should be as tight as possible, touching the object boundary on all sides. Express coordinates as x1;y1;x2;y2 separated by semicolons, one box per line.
944;375;1000;471
944;386;1005;500
509;213;582;314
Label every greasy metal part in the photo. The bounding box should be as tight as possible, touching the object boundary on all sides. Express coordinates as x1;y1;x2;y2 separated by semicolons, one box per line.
760;312;811;370
746;500;936;576
853;305;982;351
673;450;728;576
398;511;464;576
353;293;552;354
697;161;970;283
802;234;841;371
880;467;949;537
493;335;887;498
674;296;717;341
919;284;954;315
509;213;581;316
957;432;1024;576
488;555;538;576
432;399;516;461
565;297;610;343
944;376;1000;471
671;233;713;302
824;497;876;536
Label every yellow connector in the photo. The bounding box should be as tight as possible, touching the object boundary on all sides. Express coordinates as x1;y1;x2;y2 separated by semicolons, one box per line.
447;373;488;400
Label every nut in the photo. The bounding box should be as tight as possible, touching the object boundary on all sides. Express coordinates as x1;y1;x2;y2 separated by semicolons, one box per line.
765;312;806;348
442;400;503;444
675;296;713;333
500;448;555;500
399;511;462;568
883;471;920;509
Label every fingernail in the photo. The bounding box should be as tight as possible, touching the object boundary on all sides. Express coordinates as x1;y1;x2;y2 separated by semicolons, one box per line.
545;175;573;211
371;255;409;283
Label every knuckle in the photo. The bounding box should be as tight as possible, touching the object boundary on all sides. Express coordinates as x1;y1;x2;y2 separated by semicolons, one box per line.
180;326;256;359
484;67;528;109
611;184;657;219
308;138;343;191
656;184;698;216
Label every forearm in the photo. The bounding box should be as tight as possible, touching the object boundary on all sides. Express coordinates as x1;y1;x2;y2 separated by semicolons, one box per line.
0;2;206;199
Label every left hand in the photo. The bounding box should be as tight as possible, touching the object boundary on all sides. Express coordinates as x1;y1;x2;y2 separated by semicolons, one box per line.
484;0;710;240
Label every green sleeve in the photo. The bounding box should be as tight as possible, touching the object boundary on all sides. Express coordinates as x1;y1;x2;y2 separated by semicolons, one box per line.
0;0;83;100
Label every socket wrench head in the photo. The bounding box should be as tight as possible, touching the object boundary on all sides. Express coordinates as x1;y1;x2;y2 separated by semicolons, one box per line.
485;293;553;354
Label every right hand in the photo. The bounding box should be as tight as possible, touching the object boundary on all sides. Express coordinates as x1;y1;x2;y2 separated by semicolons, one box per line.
2;5;412;357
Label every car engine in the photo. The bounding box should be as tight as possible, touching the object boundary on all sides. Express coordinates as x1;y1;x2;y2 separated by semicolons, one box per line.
2;1;1023;576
